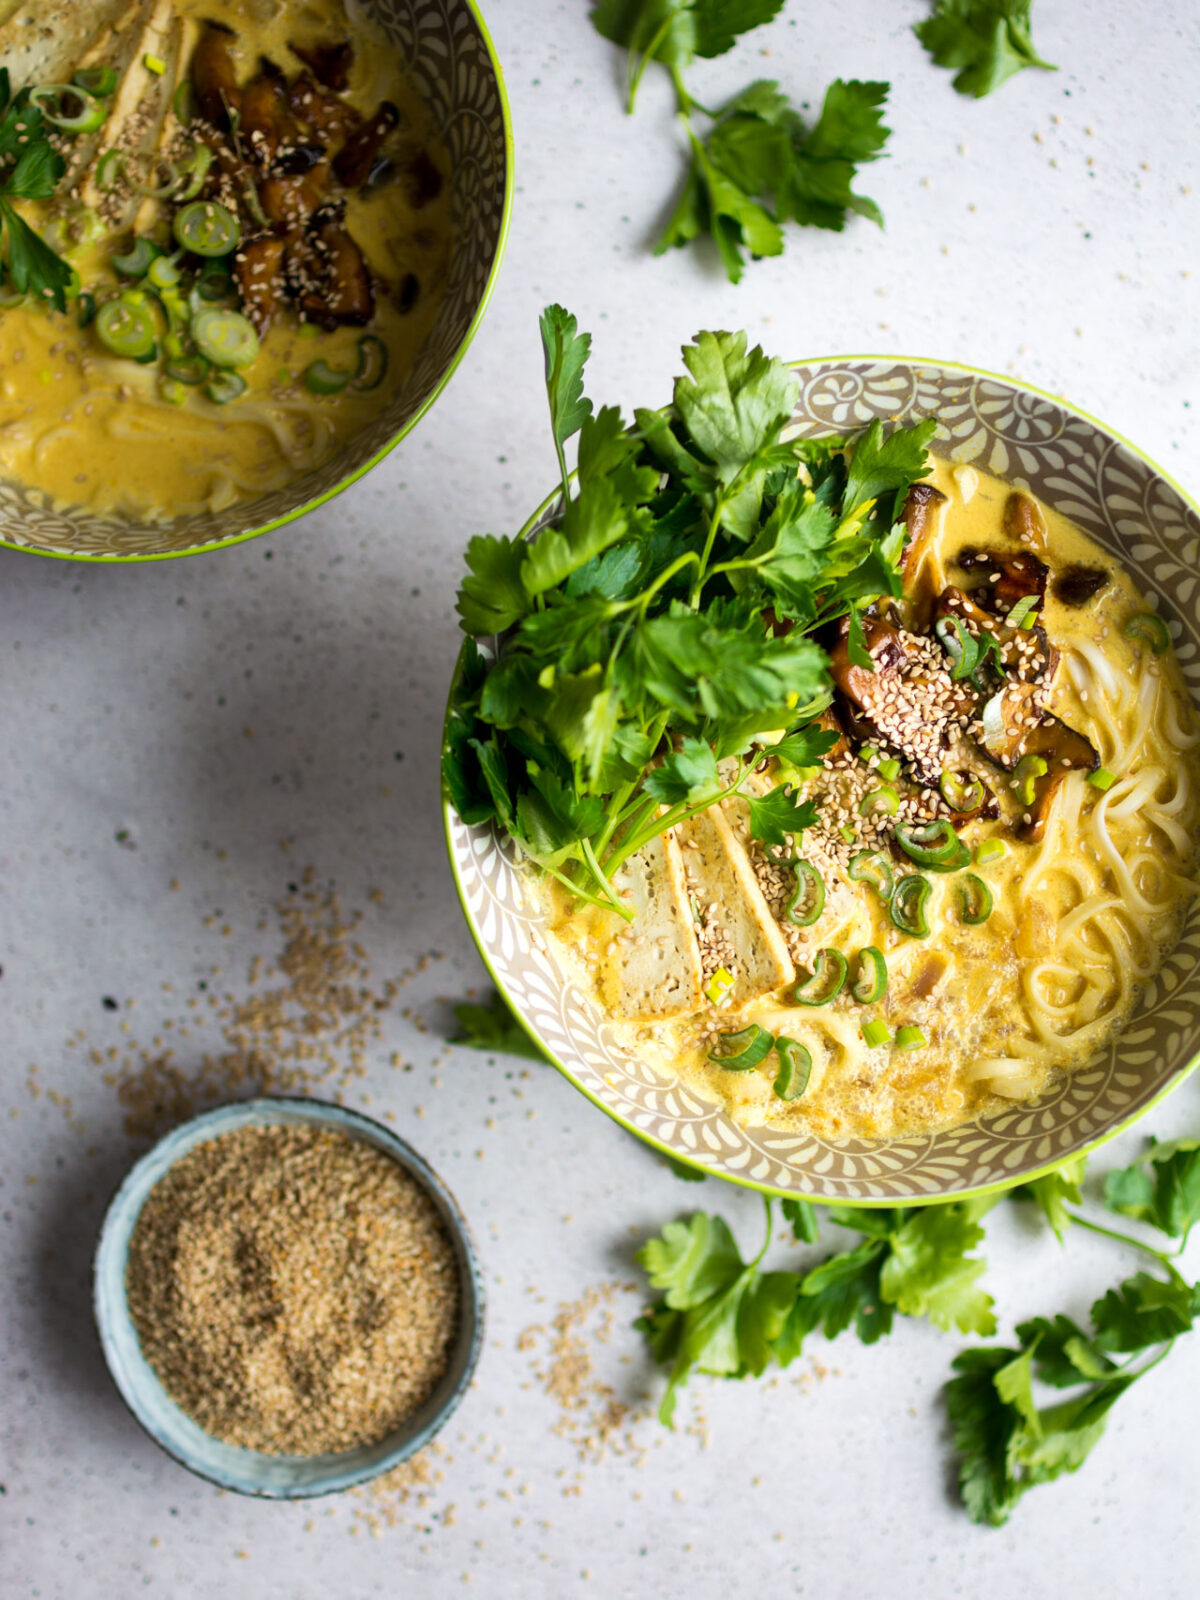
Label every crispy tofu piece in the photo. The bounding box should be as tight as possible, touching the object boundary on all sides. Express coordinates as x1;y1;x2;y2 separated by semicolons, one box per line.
678;803;795;1007
600;831;703;1022
79;0;179;221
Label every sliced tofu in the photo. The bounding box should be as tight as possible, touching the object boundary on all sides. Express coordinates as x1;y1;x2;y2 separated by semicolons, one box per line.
677;802;795;1007
78;0;179;224
599;830;704;1023
0;1;142;90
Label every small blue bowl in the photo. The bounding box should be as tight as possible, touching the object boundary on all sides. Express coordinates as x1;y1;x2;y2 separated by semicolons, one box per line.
94;1097;484;1498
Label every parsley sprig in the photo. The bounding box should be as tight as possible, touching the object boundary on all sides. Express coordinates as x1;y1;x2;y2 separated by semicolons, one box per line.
914;1;1056;99
443;308;935;917
0;69;73;313
590;3;891;282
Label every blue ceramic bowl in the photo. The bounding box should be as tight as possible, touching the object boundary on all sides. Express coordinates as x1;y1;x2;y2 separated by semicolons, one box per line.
94;1097;484;1498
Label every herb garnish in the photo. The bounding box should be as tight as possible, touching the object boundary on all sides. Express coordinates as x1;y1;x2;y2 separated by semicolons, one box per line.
443;307;935;918
0;69;74;313
914;1;1056;99
590;4;890;282
452;989;551;1063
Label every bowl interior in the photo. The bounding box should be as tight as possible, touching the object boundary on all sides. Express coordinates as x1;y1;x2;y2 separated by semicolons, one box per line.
94;1096;484;1497
446;357;1200;1202
3;0;510;560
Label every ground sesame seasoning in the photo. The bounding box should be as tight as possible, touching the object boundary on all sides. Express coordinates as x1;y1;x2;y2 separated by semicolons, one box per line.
125;1122;461;1455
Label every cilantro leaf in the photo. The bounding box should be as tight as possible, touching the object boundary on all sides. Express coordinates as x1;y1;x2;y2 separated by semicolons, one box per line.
780;1196;820;1243
452;989;549;1062
769;725;840;770
782;79;890;232
746;783;818;848
1090;1270;1196;1354
643;736;723;805
1;203;73;311
1103;1137;1200;1244
1011;1154;1086;1242
879;1202;996;1334
946;1346;1023;1526
843;417;937;518
539;303;593;500
456;534;531;635
523;478;632;596
673;330;798;482
915;0;1056;99
657;128;784;284
636;1202;801;1425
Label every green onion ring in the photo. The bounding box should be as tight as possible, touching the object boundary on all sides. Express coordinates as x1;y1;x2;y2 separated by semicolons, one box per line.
708;1024;774;1072
793;949;848;1007
850;946;888;1004
889;874;932;938
785;860;825;928
772;1038;813;1100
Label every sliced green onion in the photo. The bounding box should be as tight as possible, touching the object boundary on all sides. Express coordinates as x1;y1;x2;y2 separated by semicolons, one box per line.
838;824;857;845
980;691;1008;756
708;1024;774;1072
859;785;898;817
147;254;182;290
173;81;197;123
30;83;107;134
165;353;210;386
861;1018;892;1049
959;873;993;925
1123;611;1170;656
894;1025;927;1052
1013;753;1048;806
936;614;978;679
191;307;259;370
74;66;118;97
134;157;184;200
704;966;735;1006
242;181;270;229
773;1038;812;1101
94;297;157;359
848;849;894;899
895;819;969;872
860;744;882;766
176;142;214;201
304;358;355;396
111;237;162;278
0;285;28;309
159;376;188;406
95;150;125;192
76;290;96;327
1087;767;1117;792
205;369;247;404
1006;595;1039;629
132;342;159;365
194;259;231;303
876;756;901;783
939;769;985;812
173;199;240;257
850;946;887;1004
144;53;166;75
786;860;825;928
793;948;848;1007
352;333;389;391
890;874;932;938
974;838;1006;866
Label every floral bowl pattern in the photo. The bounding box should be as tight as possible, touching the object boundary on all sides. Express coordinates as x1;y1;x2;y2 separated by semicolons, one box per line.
444;358;1200;1202
1;0;512;562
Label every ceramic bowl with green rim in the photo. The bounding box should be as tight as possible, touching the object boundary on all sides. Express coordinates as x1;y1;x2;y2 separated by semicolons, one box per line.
3;0;512;563
94;1096;485;1497
443;356;1200;1204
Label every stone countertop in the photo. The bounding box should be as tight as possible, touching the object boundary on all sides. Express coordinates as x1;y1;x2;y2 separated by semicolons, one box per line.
3;2;1199;1596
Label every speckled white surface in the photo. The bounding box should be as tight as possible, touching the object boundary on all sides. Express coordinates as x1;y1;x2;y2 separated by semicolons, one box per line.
3;3;1200;1597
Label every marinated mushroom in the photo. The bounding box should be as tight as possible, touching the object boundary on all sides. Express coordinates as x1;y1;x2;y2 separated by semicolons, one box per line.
239;59;292;163
1002;490;1049;553
1053;564;1110;607
898;481;948;633
954;545;1049;615
286;69;361;141
290;39;355;92
234;232;288;334
333;101;401;188
401;147;443;208
297;200;374;327
192;21;240;131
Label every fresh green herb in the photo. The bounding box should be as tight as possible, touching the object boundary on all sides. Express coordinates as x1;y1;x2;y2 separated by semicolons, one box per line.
659;1151;708;1182
451;988;550;1063
444;311;935;917
1104;1137;1200;1247
914;0;1056;99
590;4;890;282
1010;1154;1086;1242
0;77;74;312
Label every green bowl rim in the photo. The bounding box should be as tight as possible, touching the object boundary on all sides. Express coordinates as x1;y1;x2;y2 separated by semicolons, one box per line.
0;0;516;566
441;351;1200;1203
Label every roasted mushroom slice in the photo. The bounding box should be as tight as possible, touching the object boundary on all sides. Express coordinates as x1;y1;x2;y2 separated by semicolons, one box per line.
954;545;1049;616
259;160;330;228
1052;564;1110;608
287;69;361;142
898;481;948;633
333;101;401;188
296;200;374;327
401;147;444;209
290;39;354;92
239;59;293;164
934;586;1057;687
829;613;974;785
1003;490;1049;553
234;232;288;334
272;140;326;177
192;21;240;132
975;682;1099;842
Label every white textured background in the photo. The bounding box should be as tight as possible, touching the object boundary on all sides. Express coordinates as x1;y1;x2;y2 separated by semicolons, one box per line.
4;2;1200;1596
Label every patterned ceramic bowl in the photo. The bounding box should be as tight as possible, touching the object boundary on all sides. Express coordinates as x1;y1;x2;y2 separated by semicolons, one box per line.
4;0;511;562
94;1097;485;1497
444;357;1200;1203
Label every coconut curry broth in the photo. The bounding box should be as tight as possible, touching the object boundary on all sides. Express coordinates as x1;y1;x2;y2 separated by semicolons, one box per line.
0;0;452;519
543;461;1200;1141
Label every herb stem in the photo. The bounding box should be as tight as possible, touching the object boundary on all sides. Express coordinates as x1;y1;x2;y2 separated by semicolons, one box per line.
539;857;634;921
1063;1211;1179;1271
627;18;672;114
